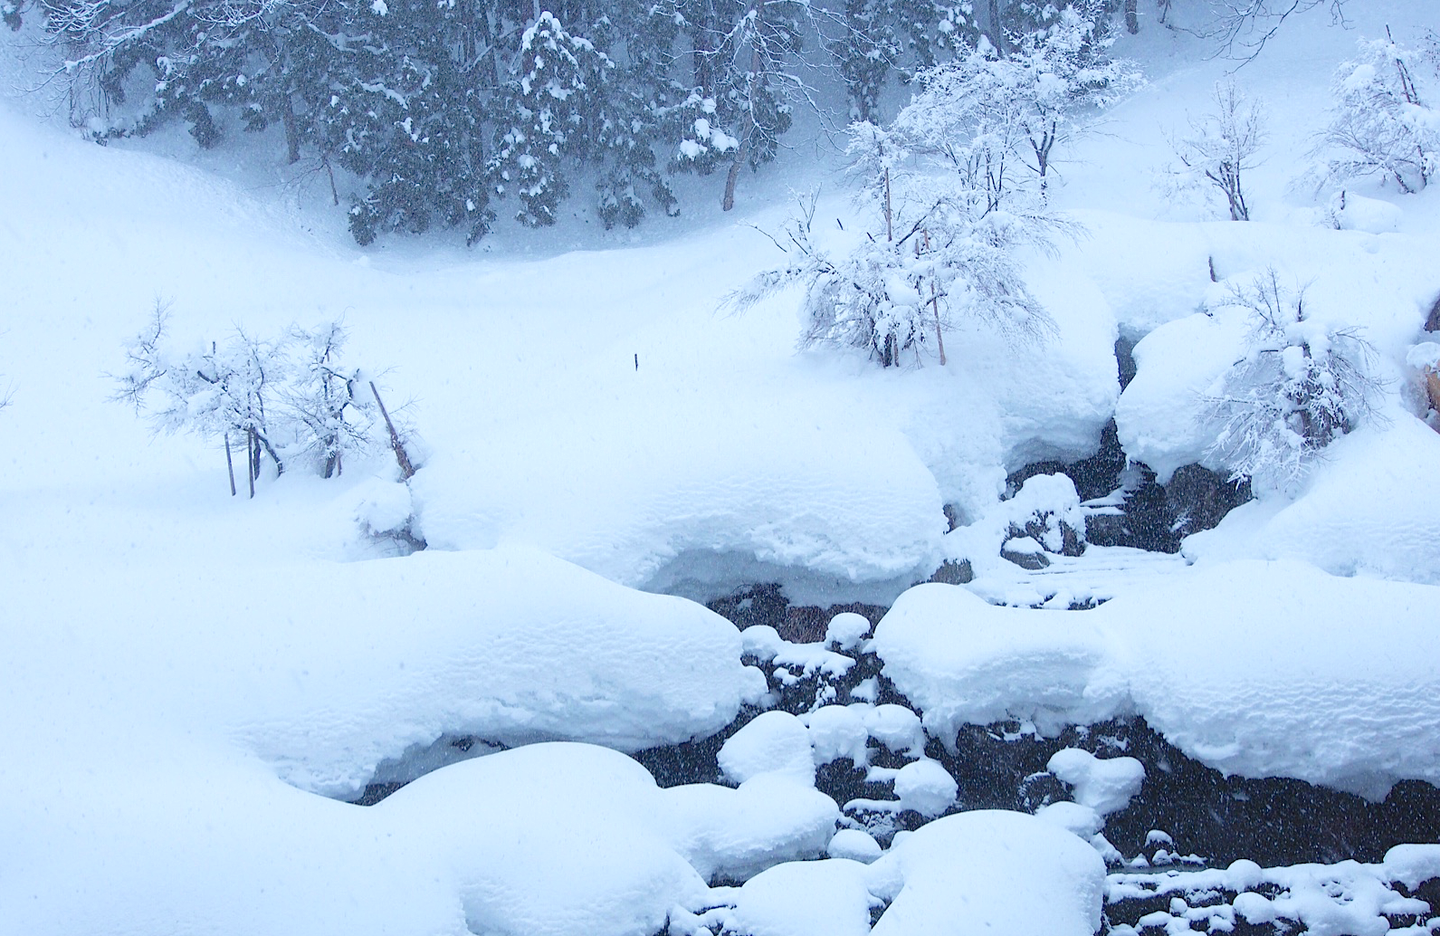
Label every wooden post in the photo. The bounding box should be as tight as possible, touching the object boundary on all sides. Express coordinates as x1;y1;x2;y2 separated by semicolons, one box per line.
224;433;237;496
923;230;946;366
370;382;416;480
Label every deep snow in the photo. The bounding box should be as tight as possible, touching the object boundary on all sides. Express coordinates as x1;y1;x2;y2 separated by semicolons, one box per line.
3;1;1440;935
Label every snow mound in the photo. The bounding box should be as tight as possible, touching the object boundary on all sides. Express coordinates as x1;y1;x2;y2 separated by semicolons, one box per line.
375;743;709;936
828;828;884;863
665;772;841;881
728;859;881;936
1114;307;1250;482
7;547;767;799
873;560;1440;797
719;711;817;783
868;810;1106;936
1047;749;1146;816
1183;418;1440;585
413;413;948;604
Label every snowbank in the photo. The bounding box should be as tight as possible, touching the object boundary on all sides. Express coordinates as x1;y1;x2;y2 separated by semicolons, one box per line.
873;560;1440;797
5;547;766;799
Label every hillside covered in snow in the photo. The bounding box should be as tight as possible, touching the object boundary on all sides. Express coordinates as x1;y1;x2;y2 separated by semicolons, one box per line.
2;0;1440;934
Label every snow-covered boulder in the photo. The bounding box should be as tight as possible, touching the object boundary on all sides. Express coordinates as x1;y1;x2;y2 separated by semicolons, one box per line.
873;561;1440;797
868;810;1106;936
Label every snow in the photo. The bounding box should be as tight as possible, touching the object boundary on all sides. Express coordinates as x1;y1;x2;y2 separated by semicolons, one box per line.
1183;418;1440;585
1109;846;1440;936
6;547;766;800
718;711;817;783
4;1;1440;932
828;828;884;863
825;611;873;649
665;772;841;881
805;704;872;767
889;759;959;817
728;859;881;936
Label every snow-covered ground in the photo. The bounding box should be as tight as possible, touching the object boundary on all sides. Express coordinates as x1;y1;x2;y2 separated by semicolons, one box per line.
3;1;1440;934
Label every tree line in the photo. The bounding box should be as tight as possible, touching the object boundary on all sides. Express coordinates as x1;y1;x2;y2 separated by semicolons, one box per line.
7;0;1142;242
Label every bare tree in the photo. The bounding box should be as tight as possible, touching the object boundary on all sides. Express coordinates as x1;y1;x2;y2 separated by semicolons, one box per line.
1189;0;1349;62
1161;79;1265;220
113;305;392;494
1316;32;1438;194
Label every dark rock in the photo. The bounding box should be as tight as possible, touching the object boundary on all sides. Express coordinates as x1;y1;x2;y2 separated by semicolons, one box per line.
1001;541;1051;569
930;559;974;585
704;583;887;646
1083;462;1250;553
1115;335;1139;391
1166;464;1251;538
1007;420;1128;503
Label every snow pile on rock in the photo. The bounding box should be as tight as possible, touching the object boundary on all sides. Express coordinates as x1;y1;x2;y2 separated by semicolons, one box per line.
868;811;1106;936
1047;749;1145;816
873;559;1440;797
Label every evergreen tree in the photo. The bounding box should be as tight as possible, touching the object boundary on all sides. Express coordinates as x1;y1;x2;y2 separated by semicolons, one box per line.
673;0;802;210
336;0;493;244
490;10;613;227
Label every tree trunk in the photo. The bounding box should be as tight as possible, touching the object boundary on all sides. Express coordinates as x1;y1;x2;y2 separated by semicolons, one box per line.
280;92;301;165
1125;0;1139;33
722;0;765;212
987;0;1006;56
884;168;892;241
247;428;257;498
371;382;416;480
923;230;945;366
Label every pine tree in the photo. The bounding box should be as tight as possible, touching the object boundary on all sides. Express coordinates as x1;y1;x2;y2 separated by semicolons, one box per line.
488;11;613;227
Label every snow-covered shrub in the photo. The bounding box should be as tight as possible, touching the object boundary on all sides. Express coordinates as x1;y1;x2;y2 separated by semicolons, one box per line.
732;21;1136;368
283;322;377;479
1161;79;1266;221
114;306;389;493
1202;270;1383;493
1317;34;1439;194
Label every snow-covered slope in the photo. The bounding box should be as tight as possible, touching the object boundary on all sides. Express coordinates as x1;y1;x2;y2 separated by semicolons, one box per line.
4;4;1440;935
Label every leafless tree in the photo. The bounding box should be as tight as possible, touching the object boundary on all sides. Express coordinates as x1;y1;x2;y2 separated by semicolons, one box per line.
1161;79;1265;220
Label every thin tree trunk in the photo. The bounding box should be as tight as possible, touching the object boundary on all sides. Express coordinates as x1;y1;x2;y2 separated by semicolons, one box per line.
225;432;237;496
723;0;766;212
370;382;416;480
321;153;340;206
884;168;893;241
247;427;257;498
1125;0;1139;33
923;230;945;366
280;92;301;165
